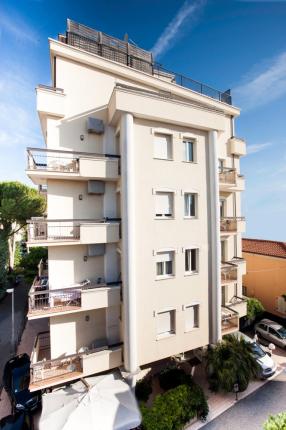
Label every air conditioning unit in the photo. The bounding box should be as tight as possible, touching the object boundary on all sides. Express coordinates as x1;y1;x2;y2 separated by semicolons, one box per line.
276;296;286;314
87;244;106;257
87;117;104;134
87;180;105;194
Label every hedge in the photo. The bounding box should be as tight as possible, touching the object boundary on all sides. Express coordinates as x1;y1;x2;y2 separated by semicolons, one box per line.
264;412;286;430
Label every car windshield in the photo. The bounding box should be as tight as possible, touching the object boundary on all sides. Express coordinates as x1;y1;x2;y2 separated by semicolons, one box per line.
277;327;286;338
12;364;30;392
251;342;266;359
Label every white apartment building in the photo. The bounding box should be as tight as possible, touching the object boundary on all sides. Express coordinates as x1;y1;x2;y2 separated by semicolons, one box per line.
26;20;247;392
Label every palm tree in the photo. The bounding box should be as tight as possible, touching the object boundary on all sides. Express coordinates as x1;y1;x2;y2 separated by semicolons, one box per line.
206;335;259;392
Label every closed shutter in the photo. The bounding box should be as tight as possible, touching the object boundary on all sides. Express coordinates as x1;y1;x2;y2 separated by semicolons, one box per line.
154;134;169;159
185;305;199;331
156;251;172;262
184;193;196;217
157;311;171;335
155;192;172;216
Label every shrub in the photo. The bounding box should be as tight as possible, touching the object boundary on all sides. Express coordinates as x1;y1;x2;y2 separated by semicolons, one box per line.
263;412;286;430
135;377;152;402
206;335;259;393
19;247;47;283
158;366;191;391
140;383;208;430
247;297;264;320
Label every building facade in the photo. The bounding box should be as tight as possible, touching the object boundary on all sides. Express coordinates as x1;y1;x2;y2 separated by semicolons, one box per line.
26;20;247;391
243;238;286;317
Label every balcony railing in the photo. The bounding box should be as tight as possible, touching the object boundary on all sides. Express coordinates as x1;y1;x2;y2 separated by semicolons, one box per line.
221;306;239;335
28;280;120;317
61;19;232;105
220;217;245;233
27;218;120;243
30;332;82;386
221;261;238;284
219;168;236;185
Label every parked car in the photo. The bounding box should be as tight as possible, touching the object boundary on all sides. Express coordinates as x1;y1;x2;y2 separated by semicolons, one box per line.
235;332;277;379
0;412;31;430
3;354;41;414
255;318;286;349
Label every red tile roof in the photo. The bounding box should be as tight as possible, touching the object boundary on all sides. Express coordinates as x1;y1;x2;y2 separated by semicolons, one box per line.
242;238;286;259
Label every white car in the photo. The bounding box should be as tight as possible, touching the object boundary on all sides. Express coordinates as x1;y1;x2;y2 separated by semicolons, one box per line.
236;332;277;379
255;318;286;349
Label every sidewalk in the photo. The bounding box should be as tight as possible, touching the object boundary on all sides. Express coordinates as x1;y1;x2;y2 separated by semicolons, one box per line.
186;347;286;430
0;318;48;420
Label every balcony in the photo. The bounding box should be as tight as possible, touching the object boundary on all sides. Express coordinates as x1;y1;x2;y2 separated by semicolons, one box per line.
219;168;245;192
29;332;123;391
26;148;120;185
231;256;247;276
28;281;121;320
220;217;246;236
228;296;247;318
27;219;120;247
36;85;66;118
228;137;246;157
221;262;238;285
221;306;239;335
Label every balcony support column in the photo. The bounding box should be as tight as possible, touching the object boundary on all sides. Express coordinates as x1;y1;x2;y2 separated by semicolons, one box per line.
208;130;221;342
120;112;138;381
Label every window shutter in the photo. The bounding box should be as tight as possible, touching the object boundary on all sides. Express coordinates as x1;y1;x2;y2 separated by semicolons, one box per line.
184;193;195;217
154;134;169;159
156;251;172;262
185;306;195;331
191;249;197;271
155;192;172;216
157;311;171;335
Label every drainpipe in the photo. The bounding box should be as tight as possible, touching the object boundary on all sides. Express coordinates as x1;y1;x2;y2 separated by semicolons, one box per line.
120;112;138;383
208;130;221;342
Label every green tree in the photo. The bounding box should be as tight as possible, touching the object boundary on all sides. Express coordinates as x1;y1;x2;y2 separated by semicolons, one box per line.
264;412;286;430
206;335;259;393
0;181;45;292
247;297;264;320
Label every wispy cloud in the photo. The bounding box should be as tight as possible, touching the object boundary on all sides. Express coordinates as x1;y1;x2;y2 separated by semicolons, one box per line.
0;61;41;148
247;142;273;154
151;0;207;59
0;8;39;44
233;51;286;110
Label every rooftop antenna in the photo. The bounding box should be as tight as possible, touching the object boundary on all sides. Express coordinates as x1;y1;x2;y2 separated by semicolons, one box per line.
124;33;129;42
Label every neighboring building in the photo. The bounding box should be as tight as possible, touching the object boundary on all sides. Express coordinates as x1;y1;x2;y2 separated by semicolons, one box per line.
243;238;286;317
25;19;247;391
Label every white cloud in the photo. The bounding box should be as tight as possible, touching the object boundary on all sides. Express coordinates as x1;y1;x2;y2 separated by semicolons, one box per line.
0;8;39;44
151;0;207;59
233;51;286;110
247;142;273;154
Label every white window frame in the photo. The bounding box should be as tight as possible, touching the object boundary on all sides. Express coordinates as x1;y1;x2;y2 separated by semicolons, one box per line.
155;308;176;339
184;192;198;218
184;247;199;275
155;249;175;280
153;133;173;161
184;303;200;332
183;138;196;163
154;190;174;219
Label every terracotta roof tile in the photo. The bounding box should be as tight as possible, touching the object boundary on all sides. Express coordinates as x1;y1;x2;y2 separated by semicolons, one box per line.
242;238;286;259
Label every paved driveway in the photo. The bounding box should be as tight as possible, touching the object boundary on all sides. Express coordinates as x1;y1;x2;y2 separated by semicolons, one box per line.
202;368;286;430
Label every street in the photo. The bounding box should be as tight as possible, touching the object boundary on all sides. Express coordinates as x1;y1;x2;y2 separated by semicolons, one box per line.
0;282;30;388
203;366;286;430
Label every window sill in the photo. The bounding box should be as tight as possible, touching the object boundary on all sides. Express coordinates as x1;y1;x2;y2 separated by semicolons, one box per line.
153;157;173;162
184;327;199;333
155;275;175;281
184;271;199;277
182;160;198;164
156;332;176;341
183;216;198;220
154;217;174;220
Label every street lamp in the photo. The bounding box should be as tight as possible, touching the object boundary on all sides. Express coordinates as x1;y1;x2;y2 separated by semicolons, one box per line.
6;288;15;354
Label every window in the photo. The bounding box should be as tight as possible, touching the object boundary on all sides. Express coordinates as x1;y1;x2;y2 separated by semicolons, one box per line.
219;159;224;173
155;192;174;218
184;193;197;217
154;134;172;160
185;305;199;331
156;310;175;338
156;251;174;278
183;139;195;162
269;327;280;338
221;240;226;262
220;199;226;218
185;248;199;274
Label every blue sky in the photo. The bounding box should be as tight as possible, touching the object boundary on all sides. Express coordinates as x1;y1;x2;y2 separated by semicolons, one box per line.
0;0;285;240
